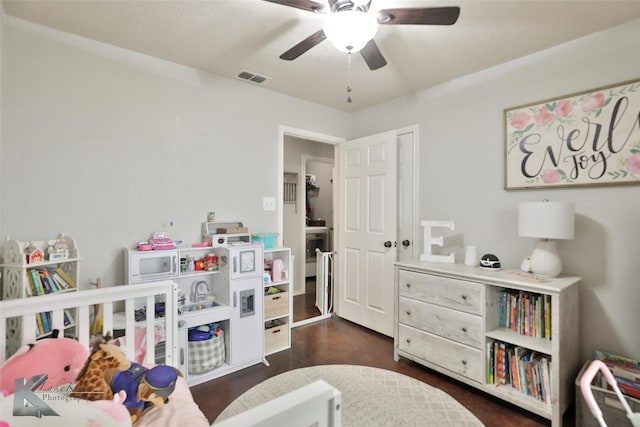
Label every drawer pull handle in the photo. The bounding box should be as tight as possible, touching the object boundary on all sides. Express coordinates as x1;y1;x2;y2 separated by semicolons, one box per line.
406;338;411;344
406;283;411;288
461;360;467;366
461;294;468;301
406;311;411;316
461;327;467;333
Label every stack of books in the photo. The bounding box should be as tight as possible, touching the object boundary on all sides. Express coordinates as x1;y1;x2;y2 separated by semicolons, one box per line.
487;339;552;404
498;290;552;340
25;267;76;296
595;350;640;399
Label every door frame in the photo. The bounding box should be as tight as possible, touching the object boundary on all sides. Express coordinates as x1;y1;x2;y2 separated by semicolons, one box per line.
278;126;344;328
277;125;419;331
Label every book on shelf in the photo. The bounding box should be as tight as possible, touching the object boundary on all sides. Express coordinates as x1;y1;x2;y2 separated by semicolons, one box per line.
41;269;59;292
514;346;531;394
39;271;52;293
508;346;519;391
25;273;35;296
486;341;495;384
54;268;76;289
540;357;551;404
495;341;509;386
41;312;51;334
35;312;44;335
63;309;74;326
29;269;45;295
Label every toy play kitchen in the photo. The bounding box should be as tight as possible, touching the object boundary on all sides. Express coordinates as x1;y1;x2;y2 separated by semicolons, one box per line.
124;228;264;386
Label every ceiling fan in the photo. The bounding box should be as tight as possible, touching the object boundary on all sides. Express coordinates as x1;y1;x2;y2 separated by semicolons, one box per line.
264;0;461;70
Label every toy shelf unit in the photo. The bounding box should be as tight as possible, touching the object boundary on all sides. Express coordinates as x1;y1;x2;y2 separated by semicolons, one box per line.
263;247;292;356
394;260;580;427
1;235;80;356
125;246;225;386
125;244;265;386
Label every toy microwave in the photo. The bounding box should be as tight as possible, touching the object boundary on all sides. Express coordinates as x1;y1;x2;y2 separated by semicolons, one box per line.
126;248;179;284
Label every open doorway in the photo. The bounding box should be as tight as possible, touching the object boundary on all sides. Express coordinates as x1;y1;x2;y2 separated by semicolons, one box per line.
277;125;419;333
280;129;342;327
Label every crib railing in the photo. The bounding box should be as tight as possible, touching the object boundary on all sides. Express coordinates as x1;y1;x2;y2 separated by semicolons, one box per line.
0;280;178;366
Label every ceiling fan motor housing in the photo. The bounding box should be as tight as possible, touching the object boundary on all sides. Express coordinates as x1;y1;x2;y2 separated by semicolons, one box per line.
332;0;372;13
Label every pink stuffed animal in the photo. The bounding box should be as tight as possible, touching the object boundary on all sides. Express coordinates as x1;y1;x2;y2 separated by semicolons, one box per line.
0;330;89;394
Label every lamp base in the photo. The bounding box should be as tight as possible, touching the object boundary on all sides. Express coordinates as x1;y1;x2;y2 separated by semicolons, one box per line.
529;239;563;278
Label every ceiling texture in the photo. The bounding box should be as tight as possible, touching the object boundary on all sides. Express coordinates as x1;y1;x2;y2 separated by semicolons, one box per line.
3;0;640;112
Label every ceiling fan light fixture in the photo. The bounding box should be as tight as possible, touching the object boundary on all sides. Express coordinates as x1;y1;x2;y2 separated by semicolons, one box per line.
323;10;378;53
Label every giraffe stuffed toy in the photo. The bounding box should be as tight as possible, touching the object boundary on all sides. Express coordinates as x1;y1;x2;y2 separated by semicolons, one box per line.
70;333;130;402
71;332;180;424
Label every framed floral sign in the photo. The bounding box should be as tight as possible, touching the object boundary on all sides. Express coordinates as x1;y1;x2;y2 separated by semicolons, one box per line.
504;78;640;190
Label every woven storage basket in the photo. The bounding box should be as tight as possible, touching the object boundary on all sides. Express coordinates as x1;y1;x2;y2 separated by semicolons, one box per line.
188;332;225;374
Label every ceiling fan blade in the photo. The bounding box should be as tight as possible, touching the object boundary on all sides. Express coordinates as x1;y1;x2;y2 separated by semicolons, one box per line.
360;39;387;70
280;29;327;60
263;0;328;14
377;6;460;25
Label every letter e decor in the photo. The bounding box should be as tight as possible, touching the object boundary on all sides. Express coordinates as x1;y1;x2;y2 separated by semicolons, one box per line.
504;78;640;190
420;220;455;263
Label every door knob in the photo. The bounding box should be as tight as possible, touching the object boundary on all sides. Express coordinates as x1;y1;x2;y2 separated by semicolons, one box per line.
384;240;392;248
402;240;411;247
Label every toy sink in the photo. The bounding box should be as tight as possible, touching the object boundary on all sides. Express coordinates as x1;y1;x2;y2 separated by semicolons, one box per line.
179;300;220;313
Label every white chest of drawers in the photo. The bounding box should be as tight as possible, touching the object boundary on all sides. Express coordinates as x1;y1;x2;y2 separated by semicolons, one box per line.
394;261;580;427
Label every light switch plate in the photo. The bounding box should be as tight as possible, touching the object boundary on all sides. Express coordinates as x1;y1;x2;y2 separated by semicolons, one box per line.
263;197;276;211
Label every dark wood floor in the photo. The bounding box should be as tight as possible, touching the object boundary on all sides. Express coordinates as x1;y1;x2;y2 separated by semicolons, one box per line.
292;276;321;322
191;316;575;426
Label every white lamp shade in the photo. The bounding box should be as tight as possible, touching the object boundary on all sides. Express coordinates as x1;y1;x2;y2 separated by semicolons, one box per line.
518;201;575;240
323;10;378;53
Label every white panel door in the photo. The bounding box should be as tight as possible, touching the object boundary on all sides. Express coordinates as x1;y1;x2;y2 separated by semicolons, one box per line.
337;131;397;336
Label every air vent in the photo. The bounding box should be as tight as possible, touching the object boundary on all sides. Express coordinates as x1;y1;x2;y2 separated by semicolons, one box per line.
236;70;270;85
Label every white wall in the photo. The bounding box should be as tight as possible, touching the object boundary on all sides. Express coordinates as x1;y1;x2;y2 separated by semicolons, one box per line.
0;17;349;287
351;19;640;361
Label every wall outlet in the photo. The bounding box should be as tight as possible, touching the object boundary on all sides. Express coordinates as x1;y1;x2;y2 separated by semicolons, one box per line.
263;197;276;211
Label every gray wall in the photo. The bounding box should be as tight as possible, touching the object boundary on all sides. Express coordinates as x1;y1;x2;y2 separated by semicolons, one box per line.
0;17;349;286
351;19;640;361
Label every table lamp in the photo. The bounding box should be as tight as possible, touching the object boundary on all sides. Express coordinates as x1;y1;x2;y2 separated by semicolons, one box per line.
518;200;574;278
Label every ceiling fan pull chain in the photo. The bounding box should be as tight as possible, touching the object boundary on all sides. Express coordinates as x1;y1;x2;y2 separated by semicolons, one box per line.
347;51;353;103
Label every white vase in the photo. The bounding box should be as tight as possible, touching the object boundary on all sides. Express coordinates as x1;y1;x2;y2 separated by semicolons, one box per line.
464;245;478;267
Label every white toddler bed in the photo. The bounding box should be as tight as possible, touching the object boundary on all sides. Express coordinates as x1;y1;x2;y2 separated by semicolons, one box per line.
0;280;342;427
0;280;208;427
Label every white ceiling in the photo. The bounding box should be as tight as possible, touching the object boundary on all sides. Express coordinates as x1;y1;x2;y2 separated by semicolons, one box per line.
3;0;640;112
